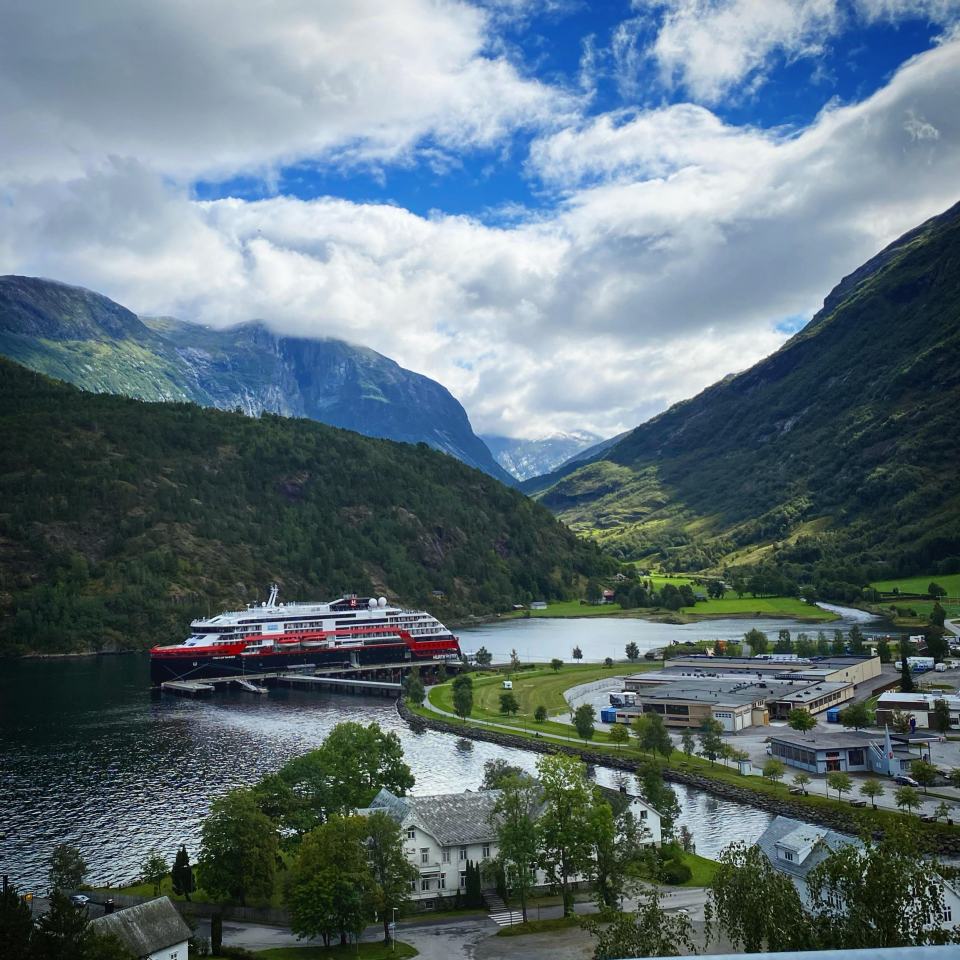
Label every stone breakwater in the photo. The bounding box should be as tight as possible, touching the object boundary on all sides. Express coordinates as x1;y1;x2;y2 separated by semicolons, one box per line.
397;699;960;857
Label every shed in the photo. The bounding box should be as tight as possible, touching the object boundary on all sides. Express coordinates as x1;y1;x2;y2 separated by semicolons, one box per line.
90;897;191;960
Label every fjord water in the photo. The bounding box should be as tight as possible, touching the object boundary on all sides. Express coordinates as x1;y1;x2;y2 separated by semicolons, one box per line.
1;607;890;892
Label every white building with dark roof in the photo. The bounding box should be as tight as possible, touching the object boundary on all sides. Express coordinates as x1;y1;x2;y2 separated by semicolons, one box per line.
89;896;191;960
357;786;661;907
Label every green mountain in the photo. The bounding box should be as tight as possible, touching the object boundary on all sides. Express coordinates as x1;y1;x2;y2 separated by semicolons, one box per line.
0;359;610;655
0;275;514;484
527;202;960;594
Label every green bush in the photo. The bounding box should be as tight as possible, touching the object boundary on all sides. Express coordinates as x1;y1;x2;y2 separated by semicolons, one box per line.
660;859;693;885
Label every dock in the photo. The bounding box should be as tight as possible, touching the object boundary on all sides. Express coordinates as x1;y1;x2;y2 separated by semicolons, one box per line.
160;661;413;699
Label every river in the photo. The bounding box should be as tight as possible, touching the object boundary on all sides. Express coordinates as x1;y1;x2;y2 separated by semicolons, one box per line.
0;606;897;892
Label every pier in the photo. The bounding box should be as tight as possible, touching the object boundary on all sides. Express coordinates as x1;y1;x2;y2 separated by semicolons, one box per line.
159;660;423;699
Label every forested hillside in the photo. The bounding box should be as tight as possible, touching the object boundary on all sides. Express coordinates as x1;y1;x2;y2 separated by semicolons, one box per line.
0;360;610;655
528;202;960;597
0;276;514;483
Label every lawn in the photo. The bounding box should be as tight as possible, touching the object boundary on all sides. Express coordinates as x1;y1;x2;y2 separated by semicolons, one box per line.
871;572;960;599
495;916;581;937
254;944;416;959
677;851;719;887
506;599;626;618
679;596;837;621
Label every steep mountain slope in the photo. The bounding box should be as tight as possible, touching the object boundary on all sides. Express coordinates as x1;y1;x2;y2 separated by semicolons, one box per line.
531;201;960;585
0;359;610;654
482;431;604;481
0;276;512;483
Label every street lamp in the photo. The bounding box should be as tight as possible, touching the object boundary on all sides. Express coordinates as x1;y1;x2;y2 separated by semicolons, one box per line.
391;907;397;952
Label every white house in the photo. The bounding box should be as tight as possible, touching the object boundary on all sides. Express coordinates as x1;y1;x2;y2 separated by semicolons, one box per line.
90;896;191;960
757;816;960;933
357;785;661;907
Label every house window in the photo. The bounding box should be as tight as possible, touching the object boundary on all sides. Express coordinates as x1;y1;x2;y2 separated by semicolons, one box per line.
459;846;468;861
782;850;795;862
421;878;431;891
407;828;416;840
459;871;467;889
439;874;446;889
420;848;430;864
409;879;417;892
639;810;647;820
442;849;450;863
482;844;490;859
943;905;953;923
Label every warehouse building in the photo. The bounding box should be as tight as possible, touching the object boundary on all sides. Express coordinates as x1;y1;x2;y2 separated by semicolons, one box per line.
648;654;881;687
875;691;960;729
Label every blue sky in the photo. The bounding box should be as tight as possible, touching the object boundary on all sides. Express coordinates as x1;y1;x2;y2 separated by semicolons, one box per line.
192;3;946;219
2;0;959;438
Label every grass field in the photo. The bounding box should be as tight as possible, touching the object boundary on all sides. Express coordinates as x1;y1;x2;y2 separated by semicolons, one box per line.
678;851;719;887
679;596;837;620
871;572;960;598
505;599;625;618
254;944;416;959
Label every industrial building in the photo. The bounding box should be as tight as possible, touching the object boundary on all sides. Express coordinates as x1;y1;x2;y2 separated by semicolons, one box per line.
767;729;937;776
875;691;960;729
651;653;881;687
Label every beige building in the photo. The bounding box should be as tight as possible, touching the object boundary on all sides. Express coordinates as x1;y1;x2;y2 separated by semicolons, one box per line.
653;654;881;687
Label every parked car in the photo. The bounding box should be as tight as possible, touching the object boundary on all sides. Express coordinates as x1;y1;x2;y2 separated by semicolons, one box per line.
894;775;920;787
69;894;90;908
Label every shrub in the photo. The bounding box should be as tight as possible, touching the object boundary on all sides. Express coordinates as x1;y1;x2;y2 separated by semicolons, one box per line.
660;859;693;885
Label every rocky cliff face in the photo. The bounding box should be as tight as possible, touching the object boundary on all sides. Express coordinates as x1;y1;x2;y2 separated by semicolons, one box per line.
481;431;604;481
0;276;512;483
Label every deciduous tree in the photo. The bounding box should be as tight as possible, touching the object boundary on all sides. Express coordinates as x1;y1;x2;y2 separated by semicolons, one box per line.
535;754;597;916
499;691;519;716
475;646;493;666
572;646;584;662
698;718;724;765
792;772;811;795
480;759;526;791
574;703;596;741
550;658;563;672
608;723;629;750
838;702;870;730
744;628;768;655
787;709;817;737
585;888;696;960
762;759;785;788
859;779;884;809
825;771;853;802
140;849;168;897
680;729;695;757
365;811;417;943
625;641;640;661
197;788;278;905
452;674;474;722
534;704;548;723
933;699;952;734
48;844;87;893
911;759;938;795
894;786;921;816
492;774;540;922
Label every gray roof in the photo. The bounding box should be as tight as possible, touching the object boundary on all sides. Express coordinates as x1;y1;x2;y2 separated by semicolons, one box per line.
360;788;504;845
364;786;412;821
767;731;880;751
756;816;859;883
91;897;191;957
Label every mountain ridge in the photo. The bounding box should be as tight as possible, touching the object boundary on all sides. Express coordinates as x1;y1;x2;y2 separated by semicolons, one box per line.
528;200;960;589
0;275;514;484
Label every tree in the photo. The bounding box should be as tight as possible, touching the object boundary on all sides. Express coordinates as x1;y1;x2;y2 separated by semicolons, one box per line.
625;641;640;662
171;844;195;900
877;638;892;663
572;646;584;662
787;708;817;737
934;801;951;822
636;763;682;839
197;788;278;905
140;849;168;897
860;779;884;809
0;880;34;960
894;786;921;816
931;602;946;629
509;648;521;672
480;759;526;790
550;658;563;672
499;691;519;716
698;718;724;765
608;723;629;751
365;810;417;943
32;890;91;960
911;758;938;795
535;754;597;916
744;628;768;655
775;629;792;653
949;768;960;791
534;704;548;723
634;711;672;759
831;630;846;656
48;843;87;893
706;841;810;953
838;701;870;730
762;758;785;788
806;825;958;948
475;646;493;667
287;815;375;947
452;673;474;722
825;771;852;802
792;772;811;795
279;721;414;827
402;670;425;704
585;888;696;960
491;774;540;922
574;703;596;741
890;709;914;734
928;582;947;599
604;656;614;668
900;657;916;693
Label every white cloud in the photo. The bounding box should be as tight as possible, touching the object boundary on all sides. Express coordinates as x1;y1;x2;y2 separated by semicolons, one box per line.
0;0;571;184
0;7;958;440
629;0;960;104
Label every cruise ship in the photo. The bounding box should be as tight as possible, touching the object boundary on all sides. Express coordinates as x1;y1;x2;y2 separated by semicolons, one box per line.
149;586;461;685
